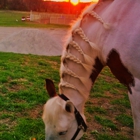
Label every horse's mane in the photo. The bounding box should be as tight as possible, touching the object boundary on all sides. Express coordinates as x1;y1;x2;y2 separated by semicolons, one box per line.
59;3;109;99
63;4;97;54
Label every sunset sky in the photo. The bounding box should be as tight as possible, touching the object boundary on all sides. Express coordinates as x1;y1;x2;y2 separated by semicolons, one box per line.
43;0;99;6
44;0;98;2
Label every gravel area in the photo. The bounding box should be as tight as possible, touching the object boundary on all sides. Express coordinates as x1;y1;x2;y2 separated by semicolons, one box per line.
0;27;69;56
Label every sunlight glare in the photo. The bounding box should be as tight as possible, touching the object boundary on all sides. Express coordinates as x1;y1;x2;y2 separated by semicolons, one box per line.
70;0;79;5
80;0;98;2
44;0;99;3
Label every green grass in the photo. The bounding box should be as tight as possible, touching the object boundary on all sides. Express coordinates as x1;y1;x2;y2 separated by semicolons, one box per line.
116;114;133;128
0;52;133;140
92;133;129;140
94;115;118;130
84;67;133;139
86;106;106;114
0;52;60;140
0;10;69;28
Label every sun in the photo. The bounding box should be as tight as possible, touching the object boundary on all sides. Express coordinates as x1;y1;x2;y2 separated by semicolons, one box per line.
70;0;79;5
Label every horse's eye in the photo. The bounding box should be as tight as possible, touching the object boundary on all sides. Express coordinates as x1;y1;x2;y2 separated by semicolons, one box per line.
59;130;68;135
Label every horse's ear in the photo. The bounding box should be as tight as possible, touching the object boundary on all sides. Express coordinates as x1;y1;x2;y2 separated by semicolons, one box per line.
65;101;75;113
45;79;57;98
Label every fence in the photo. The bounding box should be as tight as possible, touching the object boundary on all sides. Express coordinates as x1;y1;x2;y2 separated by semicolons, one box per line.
30;11;78;25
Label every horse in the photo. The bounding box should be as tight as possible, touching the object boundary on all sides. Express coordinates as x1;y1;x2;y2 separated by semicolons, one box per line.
42;0;140;139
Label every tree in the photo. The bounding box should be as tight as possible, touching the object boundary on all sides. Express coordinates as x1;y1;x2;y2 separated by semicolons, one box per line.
8;0;27;10
23;0;43;11
0;0;8;9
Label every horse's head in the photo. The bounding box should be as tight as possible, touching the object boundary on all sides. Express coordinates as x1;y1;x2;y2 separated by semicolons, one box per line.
42;79;86;140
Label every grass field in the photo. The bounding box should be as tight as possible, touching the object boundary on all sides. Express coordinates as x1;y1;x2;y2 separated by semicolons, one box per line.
0;52;60;140
0;52;133;140
0;10;133;140
0;10;69;28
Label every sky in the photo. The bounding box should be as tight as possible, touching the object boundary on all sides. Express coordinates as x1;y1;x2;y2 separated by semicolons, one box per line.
44;0;98;2
43;0;99;6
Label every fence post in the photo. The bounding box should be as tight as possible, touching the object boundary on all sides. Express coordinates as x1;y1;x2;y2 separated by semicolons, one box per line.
30;10;33;21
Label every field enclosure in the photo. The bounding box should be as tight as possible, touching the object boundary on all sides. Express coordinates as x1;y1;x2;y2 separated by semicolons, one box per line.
30;11;78;25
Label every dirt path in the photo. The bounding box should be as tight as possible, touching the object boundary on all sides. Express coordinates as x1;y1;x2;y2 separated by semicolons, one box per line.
0;27;69;56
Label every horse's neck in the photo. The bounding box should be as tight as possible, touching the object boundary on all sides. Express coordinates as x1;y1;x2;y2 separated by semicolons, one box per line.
59;53;92;112
58;5;102;114
59;27;101;113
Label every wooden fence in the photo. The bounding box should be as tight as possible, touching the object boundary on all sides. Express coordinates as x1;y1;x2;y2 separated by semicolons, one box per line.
30;11;78;25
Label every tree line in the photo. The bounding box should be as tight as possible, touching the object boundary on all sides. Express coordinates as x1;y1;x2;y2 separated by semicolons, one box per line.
0;0;90;14
0;0;43;11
